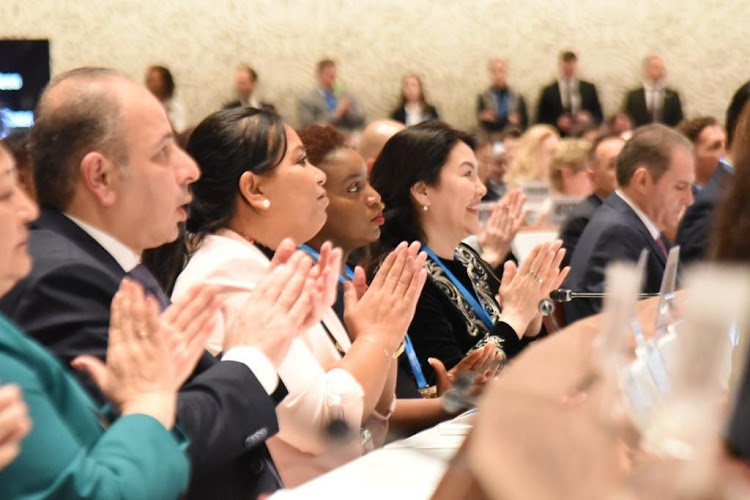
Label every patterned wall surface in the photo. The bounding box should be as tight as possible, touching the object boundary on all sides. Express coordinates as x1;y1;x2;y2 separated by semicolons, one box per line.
3;0;749;131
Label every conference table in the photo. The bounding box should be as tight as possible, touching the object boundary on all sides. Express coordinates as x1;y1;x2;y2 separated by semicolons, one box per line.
272;294;699;500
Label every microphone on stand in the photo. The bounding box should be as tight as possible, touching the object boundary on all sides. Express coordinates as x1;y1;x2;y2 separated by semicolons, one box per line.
539;289;660;316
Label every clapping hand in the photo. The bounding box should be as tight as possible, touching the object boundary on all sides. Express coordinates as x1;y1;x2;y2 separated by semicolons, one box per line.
496;241;569;338
343;242;428;353
478;189;527;268
0;384;31;469
72;279;215;428
428;343;502;397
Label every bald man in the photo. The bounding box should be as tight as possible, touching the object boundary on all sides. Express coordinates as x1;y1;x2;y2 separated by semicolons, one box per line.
623;55;684;127
357;119;405;174
0;67;287;499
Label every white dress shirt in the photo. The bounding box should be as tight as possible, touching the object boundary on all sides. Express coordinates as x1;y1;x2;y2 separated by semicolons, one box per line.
558;78;581;114
63;213;279;394
615;190;661;240
643;81;665;121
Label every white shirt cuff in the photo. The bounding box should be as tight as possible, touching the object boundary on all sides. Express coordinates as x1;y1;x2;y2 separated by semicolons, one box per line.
222;346;279;395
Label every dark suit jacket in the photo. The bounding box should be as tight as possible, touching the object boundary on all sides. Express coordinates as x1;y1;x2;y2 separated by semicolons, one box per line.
390;104;439;124
223;100;276;113
564;193;669;323
536;80;603;133
676;162;732;264
0;208;282;500
558;193;603;268
623;87;684;127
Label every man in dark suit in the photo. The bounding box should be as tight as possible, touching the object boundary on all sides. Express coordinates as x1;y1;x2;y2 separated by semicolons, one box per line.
559;134;625;267
536;51;603;137
0;68;298;499
565;125;695;324
623;55;684;128
223;64;276;112
676;81;749;263
477;58;528;132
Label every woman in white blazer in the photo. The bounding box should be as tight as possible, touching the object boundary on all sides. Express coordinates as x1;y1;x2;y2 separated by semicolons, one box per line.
166;107;426;486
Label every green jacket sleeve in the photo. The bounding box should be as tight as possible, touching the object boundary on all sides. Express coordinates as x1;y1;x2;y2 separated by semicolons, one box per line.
0;358;190;499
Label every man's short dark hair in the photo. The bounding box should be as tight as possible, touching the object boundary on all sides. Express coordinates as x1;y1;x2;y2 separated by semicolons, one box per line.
31;67;128;210
615;124;692;187
677;116;719;144
560;51;577;62
317;59;336;73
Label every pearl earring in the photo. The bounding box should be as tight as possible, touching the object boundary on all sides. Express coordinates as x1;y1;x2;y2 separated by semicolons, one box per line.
422;205;429;212
261;199;271;209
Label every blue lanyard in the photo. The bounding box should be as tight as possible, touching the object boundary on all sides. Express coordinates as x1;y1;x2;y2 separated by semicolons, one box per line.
421;245;495;330
298;244;354;283
404;334;428;389
299;244;428;389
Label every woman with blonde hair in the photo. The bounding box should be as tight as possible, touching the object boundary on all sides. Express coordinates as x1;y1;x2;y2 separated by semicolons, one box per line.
549;138;593;197
505;124;560;185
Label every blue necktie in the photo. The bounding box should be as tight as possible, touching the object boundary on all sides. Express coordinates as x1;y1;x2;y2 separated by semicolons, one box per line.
324;90;337;113
126;264;170;311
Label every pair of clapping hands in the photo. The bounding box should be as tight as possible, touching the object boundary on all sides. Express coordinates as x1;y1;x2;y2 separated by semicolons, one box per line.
71;240;429;429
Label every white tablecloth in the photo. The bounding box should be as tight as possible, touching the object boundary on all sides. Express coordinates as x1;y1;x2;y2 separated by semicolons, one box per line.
270;412;474;500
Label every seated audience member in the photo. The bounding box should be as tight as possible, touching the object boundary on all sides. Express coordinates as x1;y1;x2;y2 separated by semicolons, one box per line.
475;135;509;202
0;384;30;471
536;51;603;137
549;138;593;197
145;64;187;133
565;124;694;324
477;58;528;132
390;73;439;125
298;124;501;436
298;59;366;131
606;112;634;139
223;64;275;112
357;119;405;174
676;82;748;264
168;108;425;486
504;124;560;185
623;55;684;128
0;140;203;498
559;135;625;267
0;67;316;499
3;131;34;200
677;116;726;190
370;121;569;382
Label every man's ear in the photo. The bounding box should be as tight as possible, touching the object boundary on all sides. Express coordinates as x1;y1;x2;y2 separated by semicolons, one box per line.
410;181;430;209
238;171;269;210
80;152;119;207
630;166;652;194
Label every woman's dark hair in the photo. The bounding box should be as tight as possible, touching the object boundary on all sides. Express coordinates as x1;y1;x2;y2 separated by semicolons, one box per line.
296;124;348;167
141;107;287;292
149;65;176;99
397;73;428;109
712;100;750;262
368;121;474;266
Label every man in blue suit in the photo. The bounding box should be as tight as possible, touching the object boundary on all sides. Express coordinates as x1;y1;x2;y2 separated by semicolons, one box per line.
565;124;695;323
0;68;292;499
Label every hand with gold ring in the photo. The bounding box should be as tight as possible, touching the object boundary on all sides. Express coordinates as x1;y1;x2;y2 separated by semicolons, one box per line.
71;279;219;430
496;241;570;339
